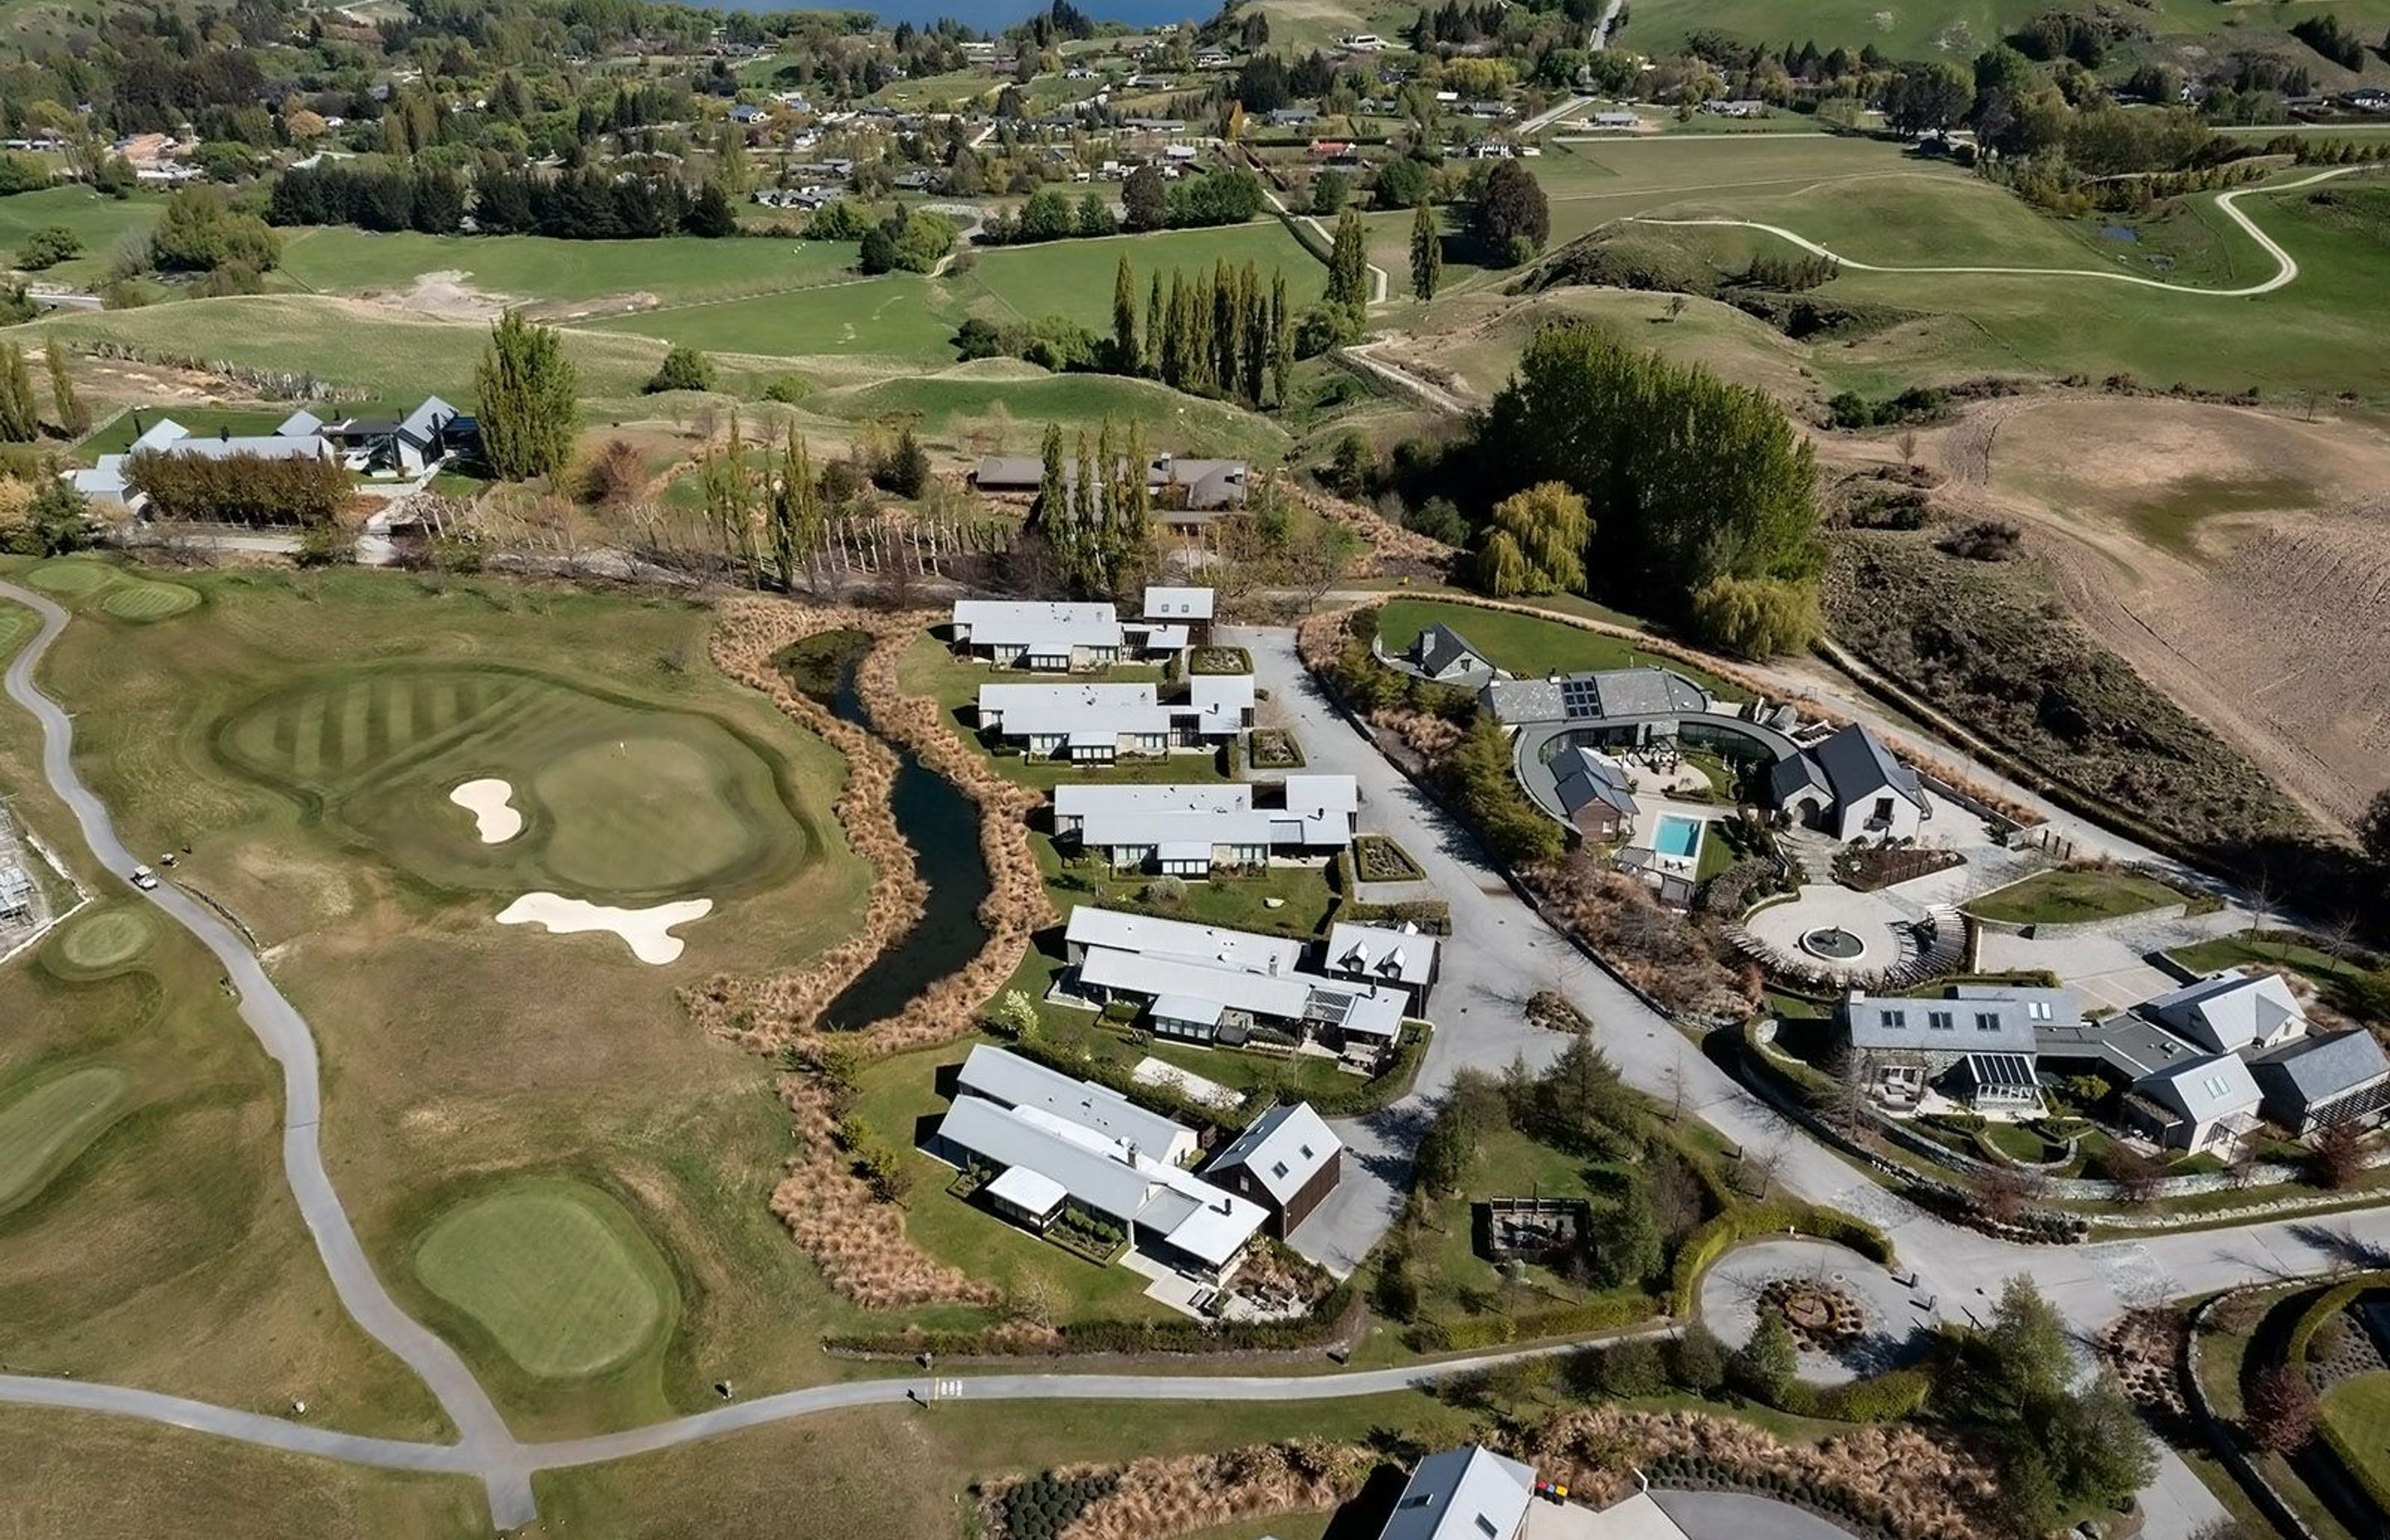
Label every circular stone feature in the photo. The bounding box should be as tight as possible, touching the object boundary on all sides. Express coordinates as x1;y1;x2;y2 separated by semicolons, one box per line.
413;1180;677;1380
51;904;158;978
1800;927;1867;961
100;581;200;621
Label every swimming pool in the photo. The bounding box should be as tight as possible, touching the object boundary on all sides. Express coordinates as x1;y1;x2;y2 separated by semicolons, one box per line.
1653;815;1704;860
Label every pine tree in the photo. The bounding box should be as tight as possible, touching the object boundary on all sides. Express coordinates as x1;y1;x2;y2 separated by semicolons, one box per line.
1327;207;1369;309
1111;255;1138;374
43;344;85;436
1410;200;1441;301
474;310;579;480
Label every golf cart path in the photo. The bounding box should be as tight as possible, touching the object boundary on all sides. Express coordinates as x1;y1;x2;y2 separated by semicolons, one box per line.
0;579;538;1528
1629;164;2366;298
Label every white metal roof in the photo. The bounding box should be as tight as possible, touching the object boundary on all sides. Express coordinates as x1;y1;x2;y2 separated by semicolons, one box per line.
977;682;1173;738
951;599;1125;651
957;1045;1196;1166
2136;1050;2261;1121
985;1162;1066;1215
1206;1102;1340;1206
1188;672;1254;724
1328;920;1439;987
1053;782;1252;821
1143;585;1215;621
2146;969;2304;1055
1065;906;1305;975
1382;1445;1537;1540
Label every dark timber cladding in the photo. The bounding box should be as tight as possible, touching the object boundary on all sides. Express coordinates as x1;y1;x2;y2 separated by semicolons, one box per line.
1202;1102;1344;1240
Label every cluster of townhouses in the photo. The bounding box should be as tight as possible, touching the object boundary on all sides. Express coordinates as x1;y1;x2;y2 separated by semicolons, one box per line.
1061;906;1435;1060
923;1044;1344;1285
1841;967;2390;1153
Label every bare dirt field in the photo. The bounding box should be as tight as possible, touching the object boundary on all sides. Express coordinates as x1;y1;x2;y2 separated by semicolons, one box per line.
1919;394;2390;835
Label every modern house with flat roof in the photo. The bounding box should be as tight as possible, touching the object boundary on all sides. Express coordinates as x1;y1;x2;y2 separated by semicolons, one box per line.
1202;1101;1343;1238
1381;1445;1536;1540
1062;906;1411;1054
1841;984;2075;1114
926;1093;1265;1282
955;1045;1199;1167
950;599;1124;671
1141;585;1215;647
1321;919;1441;1013
1051;777;1357;875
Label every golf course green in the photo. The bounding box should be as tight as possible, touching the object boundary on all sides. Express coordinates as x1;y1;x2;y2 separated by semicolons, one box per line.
0;1065;131;1214
413;1179;678;1380
48;904;157;980
99;579;201;622
215;663;819;901
24;558;116;597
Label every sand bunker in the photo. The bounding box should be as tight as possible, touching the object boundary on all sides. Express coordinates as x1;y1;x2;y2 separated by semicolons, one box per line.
495;893;713;965
450;779;524;844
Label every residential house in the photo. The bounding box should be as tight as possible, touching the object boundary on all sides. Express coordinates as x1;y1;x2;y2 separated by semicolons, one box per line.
954;1045;1199;1167
1841;984;2072;1113
924;1094;1264;1283
1769;723;1930;841
1551;747;1637;841
950;599;1124;670
321;397;466;476
977;682;1175;761
1381;1445;1536;1540
1589;110;1641;129
1322;920;1440;1013
2127;1051;2262;1154
2248;1030;2390;1138
1138;584;1215;648
1051;776;1358;875
69;410;340;508
1408;621;1490;684
1063;906;1410;1054
1705;99;1768;117
1202;1101;1342;1238
2145;969;2307;1056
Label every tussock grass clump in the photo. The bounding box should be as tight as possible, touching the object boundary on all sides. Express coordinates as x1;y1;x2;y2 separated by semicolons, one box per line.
983;1442;1371;1540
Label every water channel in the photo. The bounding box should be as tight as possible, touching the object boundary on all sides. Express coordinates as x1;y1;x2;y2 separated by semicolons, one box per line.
780;630;993;1031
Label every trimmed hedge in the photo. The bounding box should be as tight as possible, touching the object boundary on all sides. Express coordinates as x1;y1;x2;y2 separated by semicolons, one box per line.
2287;1271;2390;1371
2317;1396;2390;1520
1669;1201;1897;1317
1407;1291;1655;1352
1780;1364;1936;1423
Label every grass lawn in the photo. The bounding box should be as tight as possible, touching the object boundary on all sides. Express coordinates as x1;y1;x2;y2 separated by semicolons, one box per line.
278;226;862;308
13;563;884;1435
1373;597;1751;702
0;1409;486;1540
2192;1286;2369;1540
412;1177;680;1382
964;221;1329;333
1964;867;2190;926
0;185;167;287
825;363;1292;465
2319;1371;2390;1503
1076;860;1340;939
589;270;964;366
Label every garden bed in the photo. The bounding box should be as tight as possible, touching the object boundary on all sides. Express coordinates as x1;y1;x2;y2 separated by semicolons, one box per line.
1834;841;1966;893
1249;728;1305;768
1188;646;1252;675
1351;834;1426;884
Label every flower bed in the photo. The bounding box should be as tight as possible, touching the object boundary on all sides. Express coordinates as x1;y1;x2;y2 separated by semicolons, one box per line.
1351;833;1426;883
1188;646;1251;675
1248;727;1305;768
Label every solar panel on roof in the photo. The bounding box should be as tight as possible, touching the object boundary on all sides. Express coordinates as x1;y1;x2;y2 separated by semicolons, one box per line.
1304;988;1355;1026
1560;678;1603;719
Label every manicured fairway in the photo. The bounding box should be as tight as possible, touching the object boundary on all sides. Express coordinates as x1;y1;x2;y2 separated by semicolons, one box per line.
50;904;157;978
99;580;199;622
0;1066;130;1213
217;664;814;900
413;1180;676;1379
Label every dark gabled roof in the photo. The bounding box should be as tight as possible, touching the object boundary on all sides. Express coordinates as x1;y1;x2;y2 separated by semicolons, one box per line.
1553;747;1636;821
1809;724;1927;811
1415;622;1483;680
1768;751;1829;806
2249;1029;2390;1108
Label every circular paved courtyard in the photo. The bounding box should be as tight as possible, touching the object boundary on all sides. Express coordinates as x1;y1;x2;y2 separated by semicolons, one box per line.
1742;885;1915;983
1698;1238;1938;1386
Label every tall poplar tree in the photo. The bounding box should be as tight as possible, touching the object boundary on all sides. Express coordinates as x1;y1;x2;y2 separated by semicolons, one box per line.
1144;272;1163;375
1111;255;1138;373
767;428;817;590
44;344;85;436
1410;201;1441;301
475;310;579;480
1326;207;1369;310
0;344;37;441
1268;270;1293;409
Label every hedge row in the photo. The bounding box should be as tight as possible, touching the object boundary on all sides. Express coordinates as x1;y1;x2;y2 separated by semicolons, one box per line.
1407;1291;1654;1352
2286;1270;2390;1372
1668;1201;1897;1317
827;1283;1360;1359
1775;1363;1936;1423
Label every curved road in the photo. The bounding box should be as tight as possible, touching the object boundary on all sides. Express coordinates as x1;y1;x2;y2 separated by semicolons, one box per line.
2;581;2382;1538
1629;164;2366;298
0;580;536;1527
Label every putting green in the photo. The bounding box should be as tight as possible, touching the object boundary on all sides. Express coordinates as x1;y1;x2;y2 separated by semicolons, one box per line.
24;559;116;596
100;580;200;621
49;904;157;978
215;664;817;902
0;1065;131;1213
413;1179;676;1380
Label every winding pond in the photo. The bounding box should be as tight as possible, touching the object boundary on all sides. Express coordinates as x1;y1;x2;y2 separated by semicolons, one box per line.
780;631;992;1031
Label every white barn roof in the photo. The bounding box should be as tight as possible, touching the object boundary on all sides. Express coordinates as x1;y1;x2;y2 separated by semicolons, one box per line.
1327;920;1438;988
1143;585;1215;621
957;1045;1197;1166
1381;1445;1536;1540
1206;1102;1339;1207
1065;906;1306;975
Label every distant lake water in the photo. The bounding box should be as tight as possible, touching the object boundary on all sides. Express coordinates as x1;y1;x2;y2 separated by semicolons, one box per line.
723;0;1211;31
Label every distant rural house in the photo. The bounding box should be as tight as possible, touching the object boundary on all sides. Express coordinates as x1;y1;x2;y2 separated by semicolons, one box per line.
1202;1102;1343;1238
971;452;1250;520
69;410;337;508
320;397;466;475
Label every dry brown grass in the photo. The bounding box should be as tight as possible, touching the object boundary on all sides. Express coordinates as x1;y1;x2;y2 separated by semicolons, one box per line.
984;1442;1373;1540
683;595;1057;1310
1280;480;1452;570
1522;1408;2001;1540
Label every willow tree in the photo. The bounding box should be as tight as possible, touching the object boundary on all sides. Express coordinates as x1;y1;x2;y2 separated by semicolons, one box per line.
475;310;578;480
